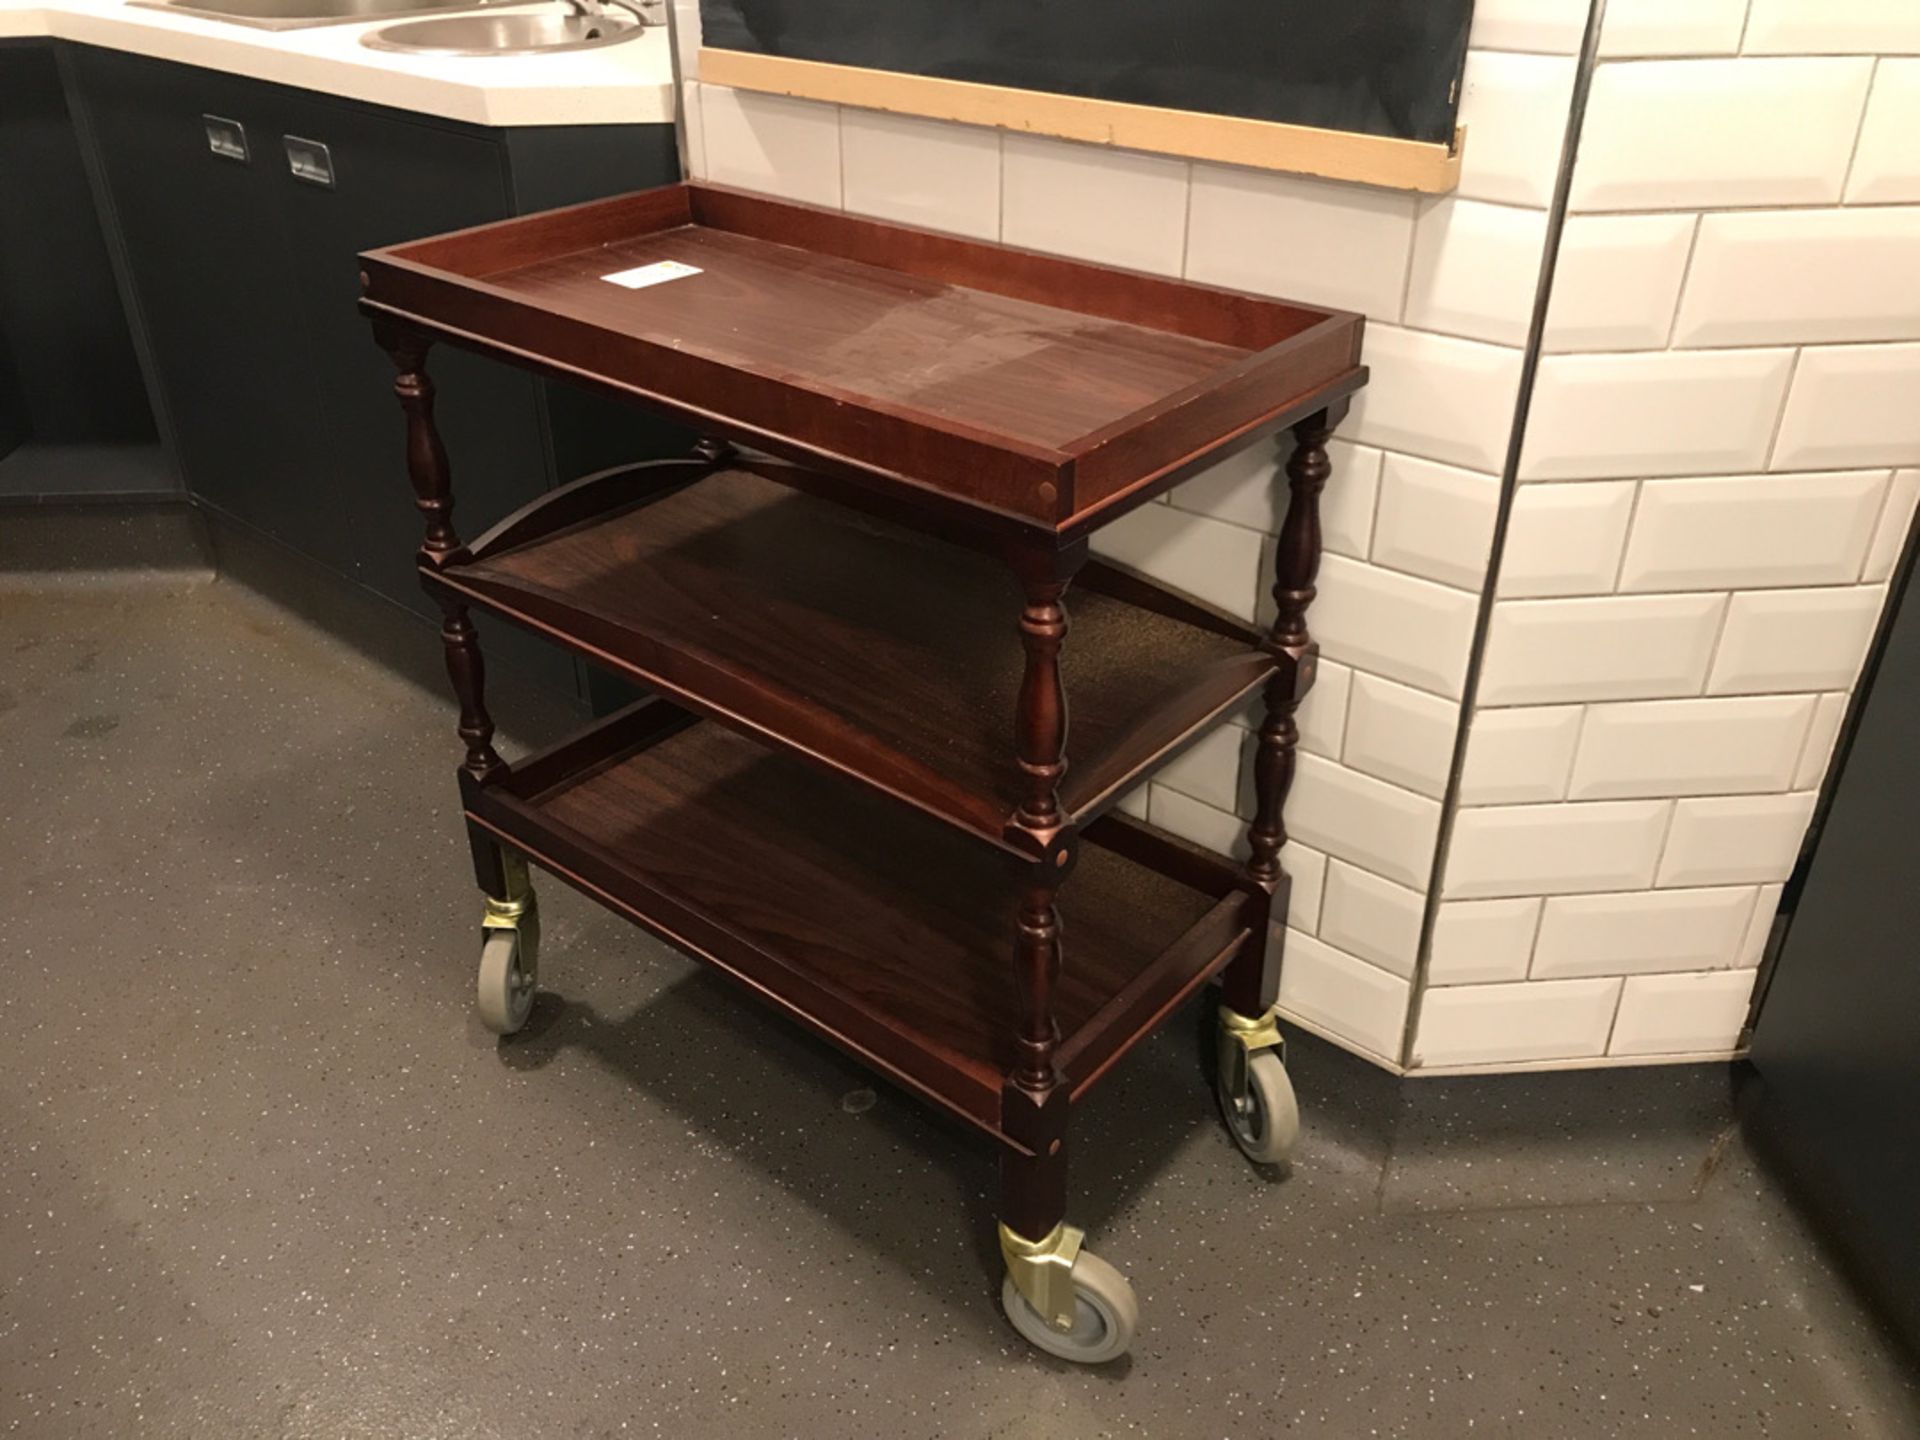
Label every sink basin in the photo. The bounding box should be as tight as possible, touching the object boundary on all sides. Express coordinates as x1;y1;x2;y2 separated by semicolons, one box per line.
130;0;512;30
361;8;643;52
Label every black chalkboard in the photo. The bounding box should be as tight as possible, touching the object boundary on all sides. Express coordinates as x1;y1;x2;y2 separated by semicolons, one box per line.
699;0;1474;147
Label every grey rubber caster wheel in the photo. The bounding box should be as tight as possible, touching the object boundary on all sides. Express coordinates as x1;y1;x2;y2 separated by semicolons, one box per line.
1000;1250;1139;1364
477;922;537;1035
1219;1048;1299;1165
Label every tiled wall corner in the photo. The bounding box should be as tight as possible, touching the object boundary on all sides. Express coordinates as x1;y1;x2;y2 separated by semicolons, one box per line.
680;20;1914;1074
678;61;1564;1064
1420;9;1920;1072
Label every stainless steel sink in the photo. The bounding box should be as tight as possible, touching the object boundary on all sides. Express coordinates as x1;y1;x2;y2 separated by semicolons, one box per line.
360;7;643;53
129;0;512;30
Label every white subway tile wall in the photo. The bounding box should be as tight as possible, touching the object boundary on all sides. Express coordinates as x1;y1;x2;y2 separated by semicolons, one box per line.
1846;61;1920;204
1569;58;1873;211
1544;214;1698;352
1427;898;1542;985
1427;14;1915;1069
1599;0;1751;58
686;5;1918;1071
1186;166;1418;321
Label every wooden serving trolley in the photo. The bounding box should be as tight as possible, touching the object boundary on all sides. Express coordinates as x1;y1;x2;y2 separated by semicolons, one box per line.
359;183;1366;1364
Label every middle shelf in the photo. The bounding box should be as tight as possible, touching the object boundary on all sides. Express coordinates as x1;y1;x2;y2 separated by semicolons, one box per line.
432;460;1282;853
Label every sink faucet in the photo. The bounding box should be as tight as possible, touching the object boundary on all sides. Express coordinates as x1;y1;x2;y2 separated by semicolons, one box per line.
559;0;661;19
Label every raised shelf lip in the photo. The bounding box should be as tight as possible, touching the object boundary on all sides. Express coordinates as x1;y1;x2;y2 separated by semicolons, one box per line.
465;701;1257;1140
425;457;1283;861
358;181;1367;538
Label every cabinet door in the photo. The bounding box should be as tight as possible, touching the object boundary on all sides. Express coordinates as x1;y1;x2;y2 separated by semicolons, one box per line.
69;50;341;555
272;93;551;612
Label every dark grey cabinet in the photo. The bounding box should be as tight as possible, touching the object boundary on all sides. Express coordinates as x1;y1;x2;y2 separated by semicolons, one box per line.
0;42;157;476
64;46;681;696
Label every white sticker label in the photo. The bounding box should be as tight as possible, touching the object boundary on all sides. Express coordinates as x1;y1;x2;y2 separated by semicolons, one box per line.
601;260;703;290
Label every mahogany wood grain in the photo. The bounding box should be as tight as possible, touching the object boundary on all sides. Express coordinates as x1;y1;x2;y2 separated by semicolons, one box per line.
471;716;1225;1133
433;465;1274;853
358;182;1366;533
1224;410;1340;1018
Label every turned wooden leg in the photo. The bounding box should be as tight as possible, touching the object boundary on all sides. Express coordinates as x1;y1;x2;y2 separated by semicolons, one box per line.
1001;871;1070;1239
1222;408;1338;1018
374;321;503;784
440;599;505;783
999;540;1085;1239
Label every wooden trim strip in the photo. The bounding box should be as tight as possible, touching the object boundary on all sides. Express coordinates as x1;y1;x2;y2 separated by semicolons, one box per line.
699;48;1464;194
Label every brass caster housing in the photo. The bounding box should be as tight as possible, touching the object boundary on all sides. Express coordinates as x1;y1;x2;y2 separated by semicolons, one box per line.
998;1222;1139;1364
999;1221;1084;1333
477;851;540;1035
1216;1005;1299;1165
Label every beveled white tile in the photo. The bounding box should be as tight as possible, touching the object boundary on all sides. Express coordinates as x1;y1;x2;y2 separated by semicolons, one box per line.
1674;209;1920;348
1289;752;1442;890
1657;793;1818;887
1001;133;1188;275
1739;884;1785;969
1609;971;1755;1057
1170;438;1381;562
1296;658;1352;759
1568;696;1817;801
698;85;842;205
1341;673;1460;799
1470;0;1588;53
1282;843;1329;933
1455;51;1579;208
1414;977;1622;1067
1370;454;1501;591
1443;800;1671;899
1773;344;1920;472
1848;61;1920;204
1313;553;1481;698
1153;722;1245;815
1496;481;1636;598
1323;441;1385;561
1186;166;1418;321
1793;693;1851;791
1618;472;1889;592
1350;325;1526;474
1599;0;1750;55
1707;587;1886;694
1744;0;1920;55
1479;594;1726;705
1147;784;1246;860
1863;471;1920;583
1544;214;1697;353
1319;862;1425;979
840;109;1000;240
1521;349;1797;481
1091;502;1264;621
1458;705;1584;804
1403;198;1550;347
1276;927;1410;1062
1533;887;1758;978
1570;59;1874;211
1428;898;1542;985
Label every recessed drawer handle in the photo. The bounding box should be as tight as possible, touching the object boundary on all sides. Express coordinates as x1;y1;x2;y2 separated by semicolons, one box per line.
202;114;248;163
284;135;335;188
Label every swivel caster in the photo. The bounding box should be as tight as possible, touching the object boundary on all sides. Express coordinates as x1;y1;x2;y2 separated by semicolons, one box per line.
477;863;539;1035
998;1222;1139;1364
1215;1005;1299;1165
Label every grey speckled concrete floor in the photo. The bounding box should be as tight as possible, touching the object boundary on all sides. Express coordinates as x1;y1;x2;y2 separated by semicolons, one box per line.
3;573;1917;1439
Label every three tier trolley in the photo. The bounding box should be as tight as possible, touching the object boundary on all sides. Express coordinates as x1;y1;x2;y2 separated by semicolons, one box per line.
359;182;1366;1363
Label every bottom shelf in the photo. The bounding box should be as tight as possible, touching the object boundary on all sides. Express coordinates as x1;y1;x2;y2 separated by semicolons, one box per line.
468;703;1255;1141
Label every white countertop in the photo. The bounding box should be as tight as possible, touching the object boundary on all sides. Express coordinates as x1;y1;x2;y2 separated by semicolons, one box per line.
0;0;677;126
